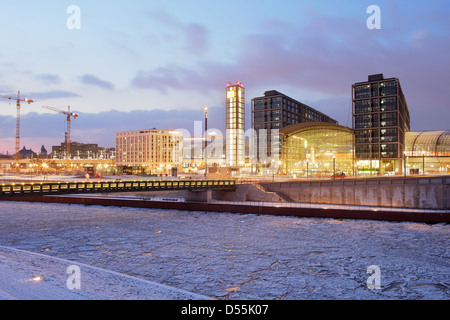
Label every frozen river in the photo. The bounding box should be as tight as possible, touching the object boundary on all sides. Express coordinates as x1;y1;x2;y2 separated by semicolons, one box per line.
0;201;448;300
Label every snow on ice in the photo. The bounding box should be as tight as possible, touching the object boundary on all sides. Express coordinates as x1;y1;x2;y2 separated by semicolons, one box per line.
0;201;448;300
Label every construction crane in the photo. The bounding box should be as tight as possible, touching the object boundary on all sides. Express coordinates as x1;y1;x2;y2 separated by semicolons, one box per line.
0;90;34;161
42;105;79;163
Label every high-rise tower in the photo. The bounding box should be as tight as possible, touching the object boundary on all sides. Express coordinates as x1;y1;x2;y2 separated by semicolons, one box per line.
352;73;410;175
226;81;245;167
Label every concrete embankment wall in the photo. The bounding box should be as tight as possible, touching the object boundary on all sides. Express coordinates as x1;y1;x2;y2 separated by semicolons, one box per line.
213;183;287;202
258;176;450;210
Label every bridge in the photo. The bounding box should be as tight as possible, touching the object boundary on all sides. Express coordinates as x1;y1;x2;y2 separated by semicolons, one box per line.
0;179;236;198
0;177;448;223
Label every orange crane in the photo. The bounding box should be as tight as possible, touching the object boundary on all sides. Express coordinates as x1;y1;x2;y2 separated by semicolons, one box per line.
42;105;79;163
0;90;34;161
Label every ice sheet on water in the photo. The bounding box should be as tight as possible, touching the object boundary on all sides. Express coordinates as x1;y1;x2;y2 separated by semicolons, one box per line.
0;201;448;300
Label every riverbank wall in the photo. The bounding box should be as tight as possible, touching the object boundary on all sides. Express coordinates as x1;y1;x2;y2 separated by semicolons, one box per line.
257;176;450;210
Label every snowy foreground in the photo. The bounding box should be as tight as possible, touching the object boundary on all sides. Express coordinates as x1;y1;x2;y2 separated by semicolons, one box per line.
0;245;209;300
0;201;448;300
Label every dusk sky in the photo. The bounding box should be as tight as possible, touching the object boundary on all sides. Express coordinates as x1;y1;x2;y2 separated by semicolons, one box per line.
0;0;449;153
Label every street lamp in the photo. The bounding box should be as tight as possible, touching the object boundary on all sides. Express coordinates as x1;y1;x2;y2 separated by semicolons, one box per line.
333;156;336;180
403;151;407;178
204;106;208;178
422;151;425;175
306;160;309;179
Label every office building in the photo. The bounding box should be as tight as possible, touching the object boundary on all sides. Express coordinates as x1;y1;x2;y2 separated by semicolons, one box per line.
115;129;183;174
52;142;113;160
352;74;410;175
252;90;337;163
226;81;245;167
278;74;450;177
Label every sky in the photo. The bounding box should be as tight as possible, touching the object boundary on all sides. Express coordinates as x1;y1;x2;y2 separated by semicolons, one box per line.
0;0;449;153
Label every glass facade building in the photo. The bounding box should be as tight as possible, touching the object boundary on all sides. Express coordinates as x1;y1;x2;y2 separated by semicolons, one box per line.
276;74;449;177
352;74;410;175
405;131;450;174
226;81;245;167
252;90;337;163
280;126;450;177
280;122;354;177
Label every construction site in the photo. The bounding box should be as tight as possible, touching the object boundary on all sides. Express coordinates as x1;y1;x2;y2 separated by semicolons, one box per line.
0;91;115;177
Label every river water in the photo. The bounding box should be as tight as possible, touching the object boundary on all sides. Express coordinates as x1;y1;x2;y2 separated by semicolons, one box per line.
0;201;448;300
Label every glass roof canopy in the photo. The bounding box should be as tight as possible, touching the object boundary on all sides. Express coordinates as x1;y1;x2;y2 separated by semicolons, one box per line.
405;131;450;157
280;122;354;177
280;125;450;176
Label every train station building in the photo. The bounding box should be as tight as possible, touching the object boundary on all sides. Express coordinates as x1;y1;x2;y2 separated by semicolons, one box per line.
280;123;450;177
280;122;354;178
277;74;450;177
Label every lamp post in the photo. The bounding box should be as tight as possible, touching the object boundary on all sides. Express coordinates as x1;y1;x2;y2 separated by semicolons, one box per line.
403;151;407;178
306;160;309;179
422;151;425;176
204;106;208;178
333;156;336;180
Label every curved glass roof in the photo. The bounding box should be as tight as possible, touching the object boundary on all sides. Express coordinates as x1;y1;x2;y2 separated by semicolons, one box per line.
280;122;354;176
279;122;353;136
405;131;450;156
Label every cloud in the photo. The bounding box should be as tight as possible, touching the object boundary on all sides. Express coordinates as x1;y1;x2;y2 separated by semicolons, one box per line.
80;74;115;91
184;23;210;55
0;115;14;137
34;73;61;85
29;90;80;100
131;67;184;94
130;14;373;95
148;8;183;29
130;9;450;131
131;61;236;94
148;8;210;56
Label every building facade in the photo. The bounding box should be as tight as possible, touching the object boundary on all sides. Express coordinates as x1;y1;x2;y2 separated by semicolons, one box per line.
352;74;410;175
280;122;354;177
405;131;450;174
115;129;183;174
52;142;113;160
226;81;245;167
252;90;337;164
280;125;450;177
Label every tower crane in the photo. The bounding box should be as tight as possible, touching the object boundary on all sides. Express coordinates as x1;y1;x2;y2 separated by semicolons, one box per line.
0;91;34;161
42;105;79;163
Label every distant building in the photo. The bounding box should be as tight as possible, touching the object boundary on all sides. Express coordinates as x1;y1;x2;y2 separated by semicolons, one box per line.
40;145;48;158
352;73;410;175
226;81;245;167
19;146;37;159
52;142;113;160
182;132;225;172
115;128;183;174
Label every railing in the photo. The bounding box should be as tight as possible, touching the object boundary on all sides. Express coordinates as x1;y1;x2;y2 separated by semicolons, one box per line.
0;179;236;198
261;175;450;188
